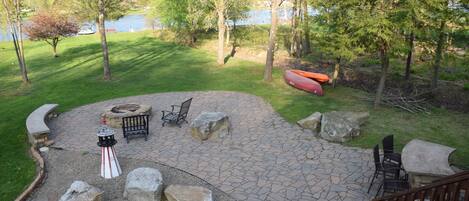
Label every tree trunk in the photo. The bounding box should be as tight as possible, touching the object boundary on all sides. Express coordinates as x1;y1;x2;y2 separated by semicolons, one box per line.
98;0;111;80
332;57;340;88
53;44;58;57
264;0;280;82
2;0;29;83
225;24;230;45
290;0;301;58
404;32;414;80
431;20;446;90
301;0;310;54
15;0;28;83
374;45;389;108
216;0;225;66
52;38;58;57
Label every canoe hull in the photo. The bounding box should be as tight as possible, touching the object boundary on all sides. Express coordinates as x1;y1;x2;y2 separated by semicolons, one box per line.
284;70;324;96
290;70;330;83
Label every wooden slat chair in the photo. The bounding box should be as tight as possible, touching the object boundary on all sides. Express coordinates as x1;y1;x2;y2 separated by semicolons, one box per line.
161;98;192;127
122;115;149;143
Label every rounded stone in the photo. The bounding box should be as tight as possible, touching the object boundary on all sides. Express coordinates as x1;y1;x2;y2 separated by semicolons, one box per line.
101;103;152;128
124;167;163;201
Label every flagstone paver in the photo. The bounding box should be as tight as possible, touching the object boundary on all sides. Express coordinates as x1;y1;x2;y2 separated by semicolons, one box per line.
50;91;374;201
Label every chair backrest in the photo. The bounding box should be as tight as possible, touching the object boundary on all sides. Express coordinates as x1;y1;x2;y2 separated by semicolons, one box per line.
382;135;394;155
122;115;149;131
177;98;192;120
373;144;381;170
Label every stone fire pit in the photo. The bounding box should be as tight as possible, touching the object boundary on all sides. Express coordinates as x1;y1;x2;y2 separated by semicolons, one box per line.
101;103;152;128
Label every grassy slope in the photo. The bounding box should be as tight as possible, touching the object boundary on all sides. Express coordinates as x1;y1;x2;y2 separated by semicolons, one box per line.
0;31;468;200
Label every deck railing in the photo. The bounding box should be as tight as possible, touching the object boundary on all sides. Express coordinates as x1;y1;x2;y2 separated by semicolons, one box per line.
373;171;469;201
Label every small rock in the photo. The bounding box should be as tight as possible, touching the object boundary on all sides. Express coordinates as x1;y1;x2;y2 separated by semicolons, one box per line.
124;167;163;201
190;112;230;141
59;181;103;201
164;185;213;201
297;112;322;132
39;147;49;153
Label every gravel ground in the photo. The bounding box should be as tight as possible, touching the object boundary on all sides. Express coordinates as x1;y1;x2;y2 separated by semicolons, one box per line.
28;148;235;201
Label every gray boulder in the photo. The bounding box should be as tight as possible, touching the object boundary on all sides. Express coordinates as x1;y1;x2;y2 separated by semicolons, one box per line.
191;112;230;141
164;185;213;201
297;112;322;132
124;167;163;201
319;111;369;143
59;181;103;201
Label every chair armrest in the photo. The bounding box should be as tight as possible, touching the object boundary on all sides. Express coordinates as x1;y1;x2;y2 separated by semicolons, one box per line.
161;110;173;117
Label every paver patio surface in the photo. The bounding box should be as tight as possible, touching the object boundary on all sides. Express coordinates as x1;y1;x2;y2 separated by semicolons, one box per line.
50;91;374;201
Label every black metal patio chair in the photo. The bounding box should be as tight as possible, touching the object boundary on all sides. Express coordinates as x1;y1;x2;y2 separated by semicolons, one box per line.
161;98;192;127
122;114;149;143
375;166;410;197
368;144;400;193
382;135;402;166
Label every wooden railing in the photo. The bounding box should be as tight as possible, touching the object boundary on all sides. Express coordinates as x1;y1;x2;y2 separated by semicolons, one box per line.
373;171;469;201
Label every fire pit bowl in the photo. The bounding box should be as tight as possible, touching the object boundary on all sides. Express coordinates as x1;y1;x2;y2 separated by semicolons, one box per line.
101;103;152;128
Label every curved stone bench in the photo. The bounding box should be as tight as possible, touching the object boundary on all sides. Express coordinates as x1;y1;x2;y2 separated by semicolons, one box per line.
26;104;58;146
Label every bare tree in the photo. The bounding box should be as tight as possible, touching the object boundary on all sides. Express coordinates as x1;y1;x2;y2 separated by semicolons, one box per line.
2;0;29;83
264;0;283;82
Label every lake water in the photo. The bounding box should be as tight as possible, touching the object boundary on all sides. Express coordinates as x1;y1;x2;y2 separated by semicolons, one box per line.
0;8;316;41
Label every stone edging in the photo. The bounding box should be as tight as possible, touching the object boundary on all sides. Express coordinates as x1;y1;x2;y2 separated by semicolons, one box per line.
15;147;45;201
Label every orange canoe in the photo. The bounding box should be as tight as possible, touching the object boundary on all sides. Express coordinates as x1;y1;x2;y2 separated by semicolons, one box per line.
290;70;330;83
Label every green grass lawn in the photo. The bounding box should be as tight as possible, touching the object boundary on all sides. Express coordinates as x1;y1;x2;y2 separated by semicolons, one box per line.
1;31;468;200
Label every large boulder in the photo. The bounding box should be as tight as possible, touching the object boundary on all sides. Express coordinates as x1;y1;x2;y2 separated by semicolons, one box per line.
190;112;230;141
319;111;369;143
124;167;163;201
297;112;322;132
59;181;103;201
164;185;213;201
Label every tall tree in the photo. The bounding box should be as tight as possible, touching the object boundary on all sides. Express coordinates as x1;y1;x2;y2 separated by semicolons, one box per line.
418;0;467;90
214;0;225;65
25;11;79;57
264;0;283;82
348;0;403;107
312;0;363;88
404;31;414;80
98;0;111;80
397;0;420;81
301;0;310;55
211;0;251;65
72;0;128;80
225;0;250;46
151;0;213;46
290;0;302;57
1;0;29;83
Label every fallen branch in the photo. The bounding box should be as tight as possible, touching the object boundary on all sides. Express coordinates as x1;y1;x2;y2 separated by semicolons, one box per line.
358;89;431;114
